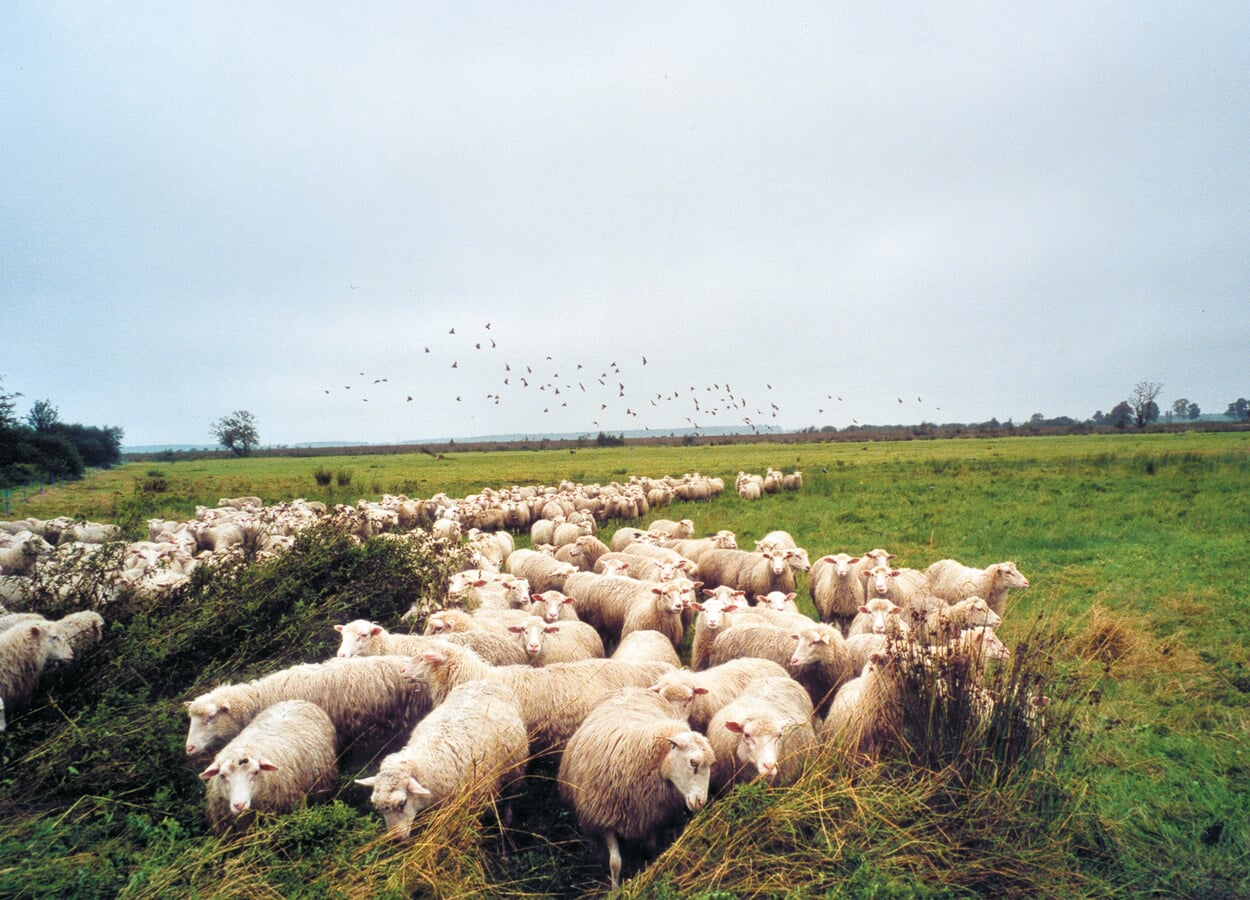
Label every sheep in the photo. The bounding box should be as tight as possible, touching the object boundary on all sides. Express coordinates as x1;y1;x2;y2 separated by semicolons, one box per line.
558;687;715;889
184;655;425;760
754;530;798;553
924;559;1030;615
554;535;610;572
782;471;803;491
610;541;696;575
506;615;606;666
861;564;929;612
844;632;889;675
399;641;674;753
821;651;899;756
527;589;580;623
704;620;796;671
649;657;790;732
697;549;796;598
690;587;747;671
504;549;577;593
789;623;856;716
356;680;528;840
0;533;50;576
593;551;682;583
706;675;817;792
647;518;695;540
611;630;682;668
199;700;338;835
808;553;867;627
446;569;531;611
0;620;74;729
334;619;528;666
424;607;530;637
847;597;907;637
609;527;649;551
49;610;106;659
737;481;762;501
754;591;801;614
530;517;563;548
912;595;1003;644
562;572;686;650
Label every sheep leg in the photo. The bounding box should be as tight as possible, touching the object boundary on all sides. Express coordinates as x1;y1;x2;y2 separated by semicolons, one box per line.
605;831;622;889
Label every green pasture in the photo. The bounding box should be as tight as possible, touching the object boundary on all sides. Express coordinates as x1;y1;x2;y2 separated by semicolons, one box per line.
1;432;1247;897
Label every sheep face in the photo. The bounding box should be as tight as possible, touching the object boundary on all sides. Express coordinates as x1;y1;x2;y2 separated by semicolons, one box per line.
185;698;239;756
201;754;279;814
659;732;714;813
334;620;381;657
357;772;432;840
994;563;1030;591
858;599;903;635
724;716;783;780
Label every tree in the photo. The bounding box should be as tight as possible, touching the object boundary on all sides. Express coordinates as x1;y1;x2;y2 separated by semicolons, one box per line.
1130;382;1163;428
1171;398;1200;421
211;410;260;456
1227;398;1250;422
26;399;59;432
1107;401;1133;428
0;376;22;431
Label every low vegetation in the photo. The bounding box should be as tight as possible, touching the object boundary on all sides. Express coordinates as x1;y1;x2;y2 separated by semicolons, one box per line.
1;433;1247;897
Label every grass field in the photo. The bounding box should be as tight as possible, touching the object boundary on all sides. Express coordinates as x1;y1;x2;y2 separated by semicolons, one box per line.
1;432;1247;897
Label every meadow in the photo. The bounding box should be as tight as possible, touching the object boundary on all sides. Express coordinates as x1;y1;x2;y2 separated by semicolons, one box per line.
1;432;1247;898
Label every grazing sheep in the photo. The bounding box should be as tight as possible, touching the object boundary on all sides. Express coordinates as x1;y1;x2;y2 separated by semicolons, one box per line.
399;641;673;753
697;549;796;598
0;620;74;729
199;700;338;835
184;656;424;760
789;623;855;716
647;518;695;540
611;630;682;668
504;549;577;593
924;560;1030;615
707;675;817;792
821;651;899;756
356;681;528;840
649;657;790;732
558;687;715;889
808;553;867;627
506;615;606;665
334;619;528;666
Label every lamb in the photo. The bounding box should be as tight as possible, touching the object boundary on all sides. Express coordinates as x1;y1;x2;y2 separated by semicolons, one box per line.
611;630;682;668
504;549;577;593
399;641;674;753
334;619;528;666
557;687;715;889
562;572;686;650
821;651;899;756
697;549;796;598
789;623;856;716
706;675;817;792
649;657;790;732
184;655;425;760
199;700;338;835
0;620;74;730
808;553;867;627
506;615;606;665
647;518;695;540
356;680;528;840
924;559;1030;615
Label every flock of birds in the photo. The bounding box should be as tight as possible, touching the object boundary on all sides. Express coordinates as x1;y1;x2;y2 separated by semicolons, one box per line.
324;319;938;438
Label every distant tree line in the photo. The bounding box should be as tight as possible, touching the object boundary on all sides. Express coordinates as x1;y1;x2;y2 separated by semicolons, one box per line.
0;377;124;488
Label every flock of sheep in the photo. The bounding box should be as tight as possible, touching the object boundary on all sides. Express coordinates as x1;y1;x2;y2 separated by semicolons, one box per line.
3;466;1029;890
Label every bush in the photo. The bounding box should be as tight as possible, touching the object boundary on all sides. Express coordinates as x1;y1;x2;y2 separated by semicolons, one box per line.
335;469;353;487
313;467;333;486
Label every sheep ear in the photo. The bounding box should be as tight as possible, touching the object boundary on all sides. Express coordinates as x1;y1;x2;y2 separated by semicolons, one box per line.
725;604;739;613
754;594;766;603
858;606;871;615
355;777;377;788
545;626;560;634
891;605;903;614
257;757;279;772
421;648;449;666
407;778;432;797
199;764;220;779
507;625;524;634
724;721;745;734
651;587;664;595
370;626;383;637
334;624;345;633
531;594;543;602
694;687;709;696
786;593;796;601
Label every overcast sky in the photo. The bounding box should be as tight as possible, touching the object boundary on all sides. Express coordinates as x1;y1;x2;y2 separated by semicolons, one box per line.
4;2;1247;448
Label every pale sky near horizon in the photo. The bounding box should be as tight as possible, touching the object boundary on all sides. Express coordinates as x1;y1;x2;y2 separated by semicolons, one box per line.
4;2;1248;448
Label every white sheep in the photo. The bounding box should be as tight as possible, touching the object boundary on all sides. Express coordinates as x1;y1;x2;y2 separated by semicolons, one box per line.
649;656;790;732
199;700;338;835
808;553;867;627
924;559;1030;615
184;655;424;760
527;589;580;623
847;597;907;637
356;680;528;840
608;527;649;552
706;675;817;792
821;651;898;757
913;595;1003;644
506;615;606;665
754;590;801;613
399;641;673;753
647;518;695;540
562;572;686;651
50;610;105;659
0;619;74;730
333;619;528;666
558;687;715;889
782;471;803;491
704;620;796;671
610;630;682;668
690;587;747;671
504;549;577;593
697;549;796;599
789;623;856;716
860;564;929;612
